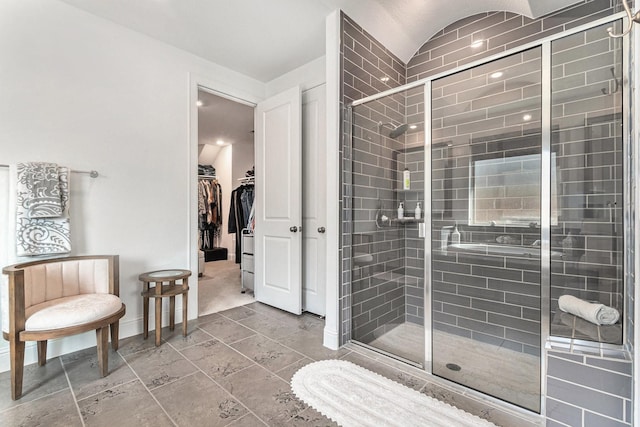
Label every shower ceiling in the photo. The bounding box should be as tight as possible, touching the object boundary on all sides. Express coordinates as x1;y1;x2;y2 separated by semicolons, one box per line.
56;0;582;82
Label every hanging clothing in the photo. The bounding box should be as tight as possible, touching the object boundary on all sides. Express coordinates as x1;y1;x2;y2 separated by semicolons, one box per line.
228;183;254;262
198;177;222;250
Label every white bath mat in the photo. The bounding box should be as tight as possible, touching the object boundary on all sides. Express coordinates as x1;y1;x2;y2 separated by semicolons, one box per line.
291;360;497;427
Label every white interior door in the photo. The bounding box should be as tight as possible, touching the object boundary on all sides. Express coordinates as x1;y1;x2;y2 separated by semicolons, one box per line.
302;85;326;316
254;86;302;314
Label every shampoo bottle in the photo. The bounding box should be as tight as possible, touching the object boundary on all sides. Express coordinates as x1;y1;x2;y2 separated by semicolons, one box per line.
415;202;422;220
403;168;411;190
398;202;404;219
451;223;460;244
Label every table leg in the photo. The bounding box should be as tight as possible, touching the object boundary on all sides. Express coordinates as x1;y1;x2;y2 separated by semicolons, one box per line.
143;296;149;340
169;296;175;331
155;296;162;346
182;290;188;337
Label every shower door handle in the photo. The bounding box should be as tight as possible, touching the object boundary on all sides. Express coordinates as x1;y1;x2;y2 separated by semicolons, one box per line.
290;226;298;233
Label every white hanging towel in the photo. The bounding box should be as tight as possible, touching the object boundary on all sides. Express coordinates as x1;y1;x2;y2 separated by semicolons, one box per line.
14;163;71;256
558;294;619;326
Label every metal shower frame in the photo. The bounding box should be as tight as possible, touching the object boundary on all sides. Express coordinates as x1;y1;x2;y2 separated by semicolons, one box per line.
348;10;631;417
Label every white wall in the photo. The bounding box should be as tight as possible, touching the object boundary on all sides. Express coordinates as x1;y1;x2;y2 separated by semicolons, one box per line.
0;0;265;371
266;56;326;97
232;142;255;185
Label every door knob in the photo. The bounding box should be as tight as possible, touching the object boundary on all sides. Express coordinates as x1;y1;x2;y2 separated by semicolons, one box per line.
290;226;298;232
318;227;326;233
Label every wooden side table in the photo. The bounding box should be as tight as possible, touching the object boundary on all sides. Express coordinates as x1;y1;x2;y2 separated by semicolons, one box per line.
138;269;191;346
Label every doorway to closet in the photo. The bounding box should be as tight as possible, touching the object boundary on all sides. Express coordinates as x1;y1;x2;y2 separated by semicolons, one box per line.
193;83;328;321
197;88;256;316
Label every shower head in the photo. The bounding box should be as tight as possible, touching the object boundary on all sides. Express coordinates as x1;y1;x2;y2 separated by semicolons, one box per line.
389;123;409;138
378;121;409;139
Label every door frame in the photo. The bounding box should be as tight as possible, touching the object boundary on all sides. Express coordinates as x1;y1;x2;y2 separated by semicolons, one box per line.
188;73;261;321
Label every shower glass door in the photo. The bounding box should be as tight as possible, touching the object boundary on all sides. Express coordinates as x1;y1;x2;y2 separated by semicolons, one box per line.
350;87;425;366
429;47;542;412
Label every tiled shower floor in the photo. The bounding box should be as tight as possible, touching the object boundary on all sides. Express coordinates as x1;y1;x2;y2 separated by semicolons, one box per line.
368;322;540;411
0;303;541;426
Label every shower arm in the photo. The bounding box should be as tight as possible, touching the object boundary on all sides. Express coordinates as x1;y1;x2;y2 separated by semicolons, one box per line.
607;0;640;38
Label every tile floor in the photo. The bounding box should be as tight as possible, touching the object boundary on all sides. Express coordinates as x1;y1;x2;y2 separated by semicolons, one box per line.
0;302;543;426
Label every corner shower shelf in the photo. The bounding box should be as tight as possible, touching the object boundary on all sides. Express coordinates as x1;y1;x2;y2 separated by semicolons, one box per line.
392;217;424;224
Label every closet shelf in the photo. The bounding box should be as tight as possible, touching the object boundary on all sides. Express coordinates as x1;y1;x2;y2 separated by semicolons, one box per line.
198;175;217;179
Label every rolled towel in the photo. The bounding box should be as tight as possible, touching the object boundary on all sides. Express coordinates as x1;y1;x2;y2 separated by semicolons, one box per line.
558;295;620;326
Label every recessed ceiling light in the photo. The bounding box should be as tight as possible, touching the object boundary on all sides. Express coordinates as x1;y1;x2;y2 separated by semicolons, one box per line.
196;100;203;107
470;40;484;48
490;71;503;79
380;76;390;82
216;139;225;145
409;125;417;130
523;114;532;121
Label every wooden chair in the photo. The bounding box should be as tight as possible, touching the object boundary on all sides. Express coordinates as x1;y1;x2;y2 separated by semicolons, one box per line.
1;255;125;400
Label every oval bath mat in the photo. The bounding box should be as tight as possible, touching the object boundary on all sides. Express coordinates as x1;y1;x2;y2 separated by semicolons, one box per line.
291;360;497;427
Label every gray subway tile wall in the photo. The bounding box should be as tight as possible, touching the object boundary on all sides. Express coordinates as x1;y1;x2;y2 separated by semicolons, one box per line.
340;1;633;424
341;13;408;345
546;351;632;426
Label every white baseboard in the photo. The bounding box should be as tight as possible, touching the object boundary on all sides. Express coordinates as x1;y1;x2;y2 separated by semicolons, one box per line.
0;308;184;373
323;327;340;350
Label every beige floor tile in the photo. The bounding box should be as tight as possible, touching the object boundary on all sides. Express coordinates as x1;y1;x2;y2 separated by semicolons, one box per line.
279;329;350;361
78;380;173;427
117;334;160;357
227;413;268;426
181;339;255;380
239;314;300;340
231;334;306;372
199;316;257;344
274;357;315;383
0;389;82;427
0;302;546;427
0;358;69;412
122;345;197;390
162;325;215;351
287;406;339;426
61;347;136;400
218;364;306;425
218;305;259;321
152;371;248;426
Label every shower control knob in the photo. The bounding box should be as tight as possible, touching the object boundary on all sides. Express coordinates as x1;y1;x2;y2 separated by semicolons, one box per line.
318;227;326;233
289;226;298;233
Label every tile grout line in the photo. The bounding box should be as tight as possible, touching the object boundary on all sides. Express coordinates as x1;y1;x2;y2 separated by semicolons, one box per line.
165;334;269;426
194;309;327;423
60;356;87;427
116;348;180;427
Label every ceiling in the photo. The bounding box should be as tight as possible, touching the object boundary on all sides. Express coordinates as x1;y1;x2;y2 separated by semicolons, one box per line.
58;0;582;83
198;89;254;157
58;0;584;158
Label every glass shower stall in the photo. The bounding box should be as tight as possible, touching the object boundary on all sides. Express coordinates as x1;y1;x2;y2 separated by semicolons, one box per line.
348;18;625;413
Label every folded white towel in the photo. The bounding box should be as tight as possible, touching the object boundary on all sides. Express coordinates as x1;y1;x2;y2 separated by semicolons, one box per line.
558;295;619;326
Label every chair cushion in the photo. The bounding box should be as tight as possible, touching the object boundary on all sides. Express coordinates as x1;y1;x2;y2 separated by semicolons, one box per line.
25;294;122;331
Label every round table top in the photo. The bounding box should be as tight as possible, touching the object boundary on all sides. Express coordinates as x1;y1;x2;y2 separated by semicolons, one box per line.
138;269;192;282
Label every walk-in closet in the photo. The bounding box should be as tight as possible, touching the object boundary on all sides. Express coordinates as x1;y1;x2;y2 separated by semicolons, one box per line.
197;88;256;315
